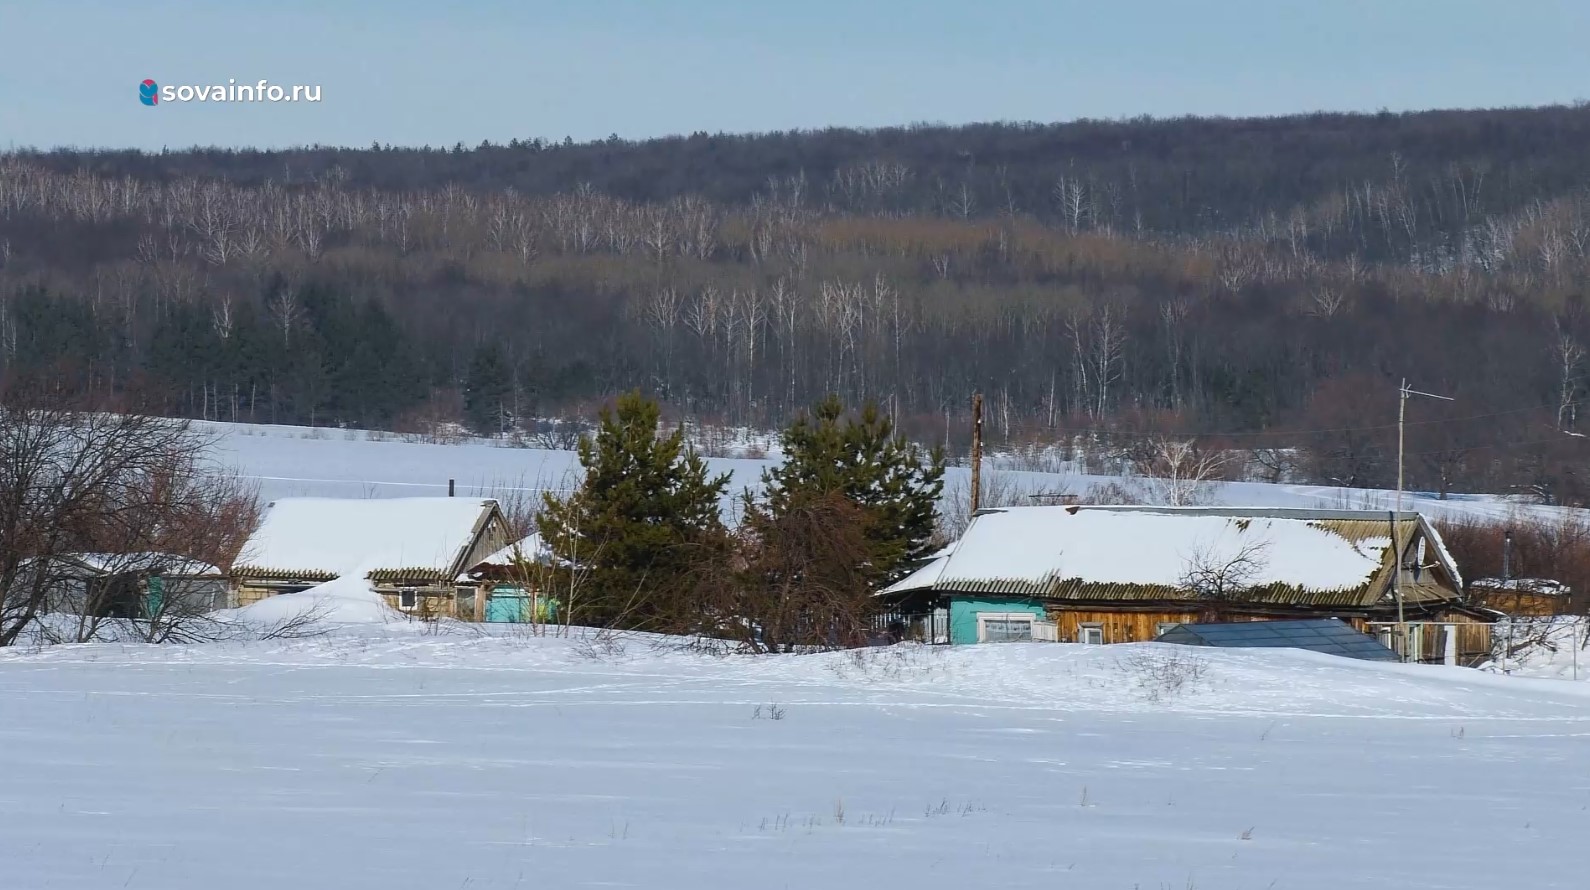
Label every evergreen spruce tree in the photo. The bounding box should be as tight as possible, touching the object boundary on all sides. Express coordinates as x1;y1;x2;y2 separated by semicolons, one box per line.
759;395;944;584
463;343;513;435
538;391;729;627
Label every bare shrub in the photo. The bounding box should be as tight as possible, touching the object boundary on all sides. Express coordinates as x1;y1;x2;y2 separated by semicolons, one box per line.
248;598;336;641
570;625;630;660
1077;478;1149;505
751;703;787;720
529;418;591;451
996;442;1073;475
1117;646;1211;703
827;642;947;682
938;469;1047;541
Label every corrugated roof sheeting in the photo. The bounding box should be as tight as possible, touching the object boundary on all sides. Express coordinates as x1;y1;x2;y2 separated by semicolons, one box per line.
238;568;338;583
367;568;452;583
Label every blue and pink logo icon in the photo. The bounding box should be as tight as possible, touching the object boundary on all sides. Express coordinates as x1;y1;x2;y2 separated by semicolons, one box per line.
139;79;159;106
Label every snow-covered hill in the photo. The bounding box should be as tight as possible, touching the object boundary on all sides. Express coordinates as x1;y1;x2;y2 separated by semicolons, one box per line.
202;419;1585;525
1;629;1586;889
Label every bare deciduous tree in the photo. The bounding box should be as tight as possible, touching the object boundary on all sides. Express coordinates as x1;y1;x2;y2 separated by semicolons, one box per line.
1130;437;1227;506
677;492;874;654
1249;447;1300;485
1179;538;1271;608
1553;320;1583;432
0;384;260;646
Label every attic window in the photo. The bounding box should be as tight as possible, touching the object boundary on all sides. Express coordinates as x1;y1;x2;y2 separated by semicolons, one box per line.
398;588;418;610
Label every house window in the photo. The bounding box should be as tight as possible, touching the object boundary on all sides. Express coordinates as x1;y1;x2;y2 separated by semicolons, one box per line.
398;588;418;610
1079;623;1105;645
977;613;1035;643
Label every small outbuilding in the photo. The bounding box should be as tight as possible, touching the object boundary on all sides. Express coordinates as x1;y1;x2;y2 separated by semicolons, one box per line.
1468;578;1569;616
43;553;229;619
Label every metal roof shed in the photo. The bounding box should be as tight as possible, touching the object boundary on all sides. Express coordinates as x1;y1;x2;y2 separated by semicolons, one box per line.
1153;618;1400;661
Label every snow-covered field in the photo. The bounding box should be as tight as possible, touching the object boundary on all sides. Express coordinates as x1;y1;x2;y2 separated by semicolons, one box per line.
5;420;1577;887
202;420;1584;524
2;628;1588;889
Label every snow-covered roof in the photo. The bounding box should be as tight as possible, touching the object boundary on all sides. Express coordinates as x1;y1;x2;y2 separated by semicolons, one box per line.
887;554;950;592
1471;578;1570;595
234;497;499;581
883;505;1461;608
60;552;224;577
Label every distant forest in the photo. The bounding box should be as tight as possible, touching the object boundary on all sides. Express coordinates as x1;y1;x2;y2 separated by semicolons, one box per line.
6;104;1590;501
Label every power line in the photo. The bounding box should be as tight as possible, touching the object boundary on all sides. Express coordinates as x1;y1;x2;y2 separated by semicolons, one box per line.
1401;431;1590;459
1028;397;1575;443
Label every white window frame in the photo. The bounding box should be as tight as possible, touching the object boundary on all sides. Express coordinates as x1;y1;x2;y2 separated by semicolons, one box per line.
976;612;1037;643
398;588;419;611
1078;622;1105;645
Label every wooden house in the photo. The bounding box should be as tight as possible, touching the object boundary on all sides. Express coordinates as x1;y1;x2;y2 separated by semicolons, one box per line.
1468;578;1569;617
879;505;1495;665
232;497;513;619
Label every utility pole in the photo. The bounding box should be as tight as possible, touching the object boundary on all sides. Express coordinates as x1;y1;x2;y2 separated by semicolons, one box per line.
970;392;984;514
1394;378;1454;662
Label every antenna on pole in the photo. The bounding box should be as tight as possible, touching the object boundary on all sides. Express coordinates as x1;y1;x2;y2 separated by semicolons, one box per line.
969;392;984;515
1393;379;1454;663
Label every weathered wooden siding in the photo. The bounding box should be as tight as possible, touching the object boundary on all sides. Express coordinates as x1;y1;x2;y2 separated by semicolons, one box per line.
236;585;273;607
1365;612;1492;665
1472;591;1562;617
456;514;515;580
378;587;458;618
1047;609;1204;644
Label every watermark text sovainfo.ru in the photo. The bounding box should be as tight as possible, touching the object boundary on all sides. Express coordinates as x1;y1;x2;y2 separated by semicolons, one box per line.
139;79;323;106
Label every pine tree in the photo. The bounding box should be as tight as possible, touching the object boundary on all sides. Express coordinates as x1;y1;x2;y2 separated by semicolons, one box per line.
538;391;729;627
464;343;513;435
759;395;944;584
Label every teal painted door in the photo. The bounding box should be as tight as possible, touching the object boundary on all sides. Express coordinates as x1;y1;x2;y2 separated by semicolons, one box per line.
142;576;164;618
485;588;559;623
486;593;529;623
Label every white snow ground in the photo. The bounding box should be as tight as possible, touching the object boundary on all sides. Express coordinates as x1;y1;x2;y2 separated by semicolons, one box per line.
3;628;1589;889
203;419;1584;525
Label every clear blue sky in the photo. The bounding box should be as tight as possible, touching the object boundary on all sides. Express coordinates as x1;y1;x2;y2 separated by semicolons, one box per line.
2;0;1587;150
